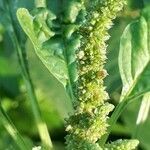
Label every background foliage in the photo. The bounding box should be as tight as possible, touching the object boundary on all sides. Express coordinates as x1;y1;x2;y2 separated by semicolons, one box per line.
0;0;149;149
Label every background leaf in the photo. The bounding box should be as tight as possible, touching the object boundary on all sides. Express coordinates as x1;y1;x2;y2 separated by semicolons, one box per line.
136;92;150;125
119;15;150;101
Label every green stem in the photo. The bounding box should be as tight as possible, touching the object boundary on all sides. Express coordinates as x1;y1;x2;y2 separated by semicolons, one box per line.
7;1;52;148
67;79;75;102
35;0;46;8
7;7;52;149
11;34;53;149
100;91;146;145
2;0;52;148
0;105;29;150
99;100;128;145
24;76;53;149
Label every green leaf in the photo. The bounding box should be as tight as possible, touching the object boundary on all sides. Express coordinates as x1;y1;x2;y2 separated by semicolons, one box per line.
119;15;150;101
17;8;68;87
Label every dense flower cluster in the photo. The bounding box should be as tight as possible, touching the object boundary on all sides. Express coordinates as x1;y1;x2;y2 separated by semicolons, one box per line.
66;0;138;149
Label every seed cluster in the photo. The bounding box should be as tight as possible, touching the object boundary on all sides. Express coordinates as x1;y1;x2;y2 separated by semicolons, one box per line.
66;0;126;149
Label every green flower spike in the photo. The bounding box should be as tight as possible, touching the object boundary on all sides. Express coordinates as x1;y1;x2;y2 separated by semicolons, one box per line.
65;0;129;149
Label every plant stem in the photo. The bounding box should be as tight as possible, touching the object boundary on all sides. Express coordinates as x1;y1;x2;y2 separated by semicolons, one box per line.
100;91;146;145
0;105;29;150
35;0;46;8
7;10;52;149
99;100;127;145
2;0;53;148
23;70;53;149
11;34;53;149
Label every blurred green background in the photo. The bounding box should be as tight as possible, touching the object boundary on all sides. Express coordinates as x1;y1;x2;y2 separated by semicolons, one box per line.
0;0;149;149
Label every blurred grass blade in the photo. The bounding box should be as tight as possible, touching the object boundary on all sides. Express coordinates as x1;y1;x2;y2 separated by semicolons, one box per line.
133;92;150;138
136;92;150;125
0;105;29;150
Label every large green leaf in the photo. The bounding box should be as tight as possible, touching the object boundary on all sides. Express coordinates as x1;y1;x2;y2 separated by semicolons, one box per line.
119;15;150;101
17;8;68;87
